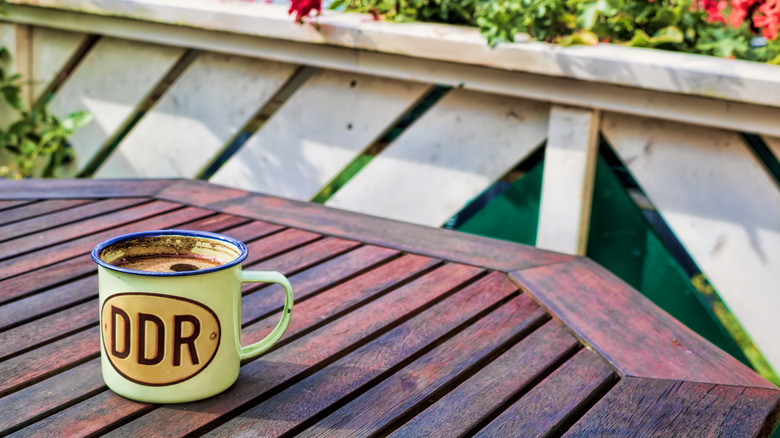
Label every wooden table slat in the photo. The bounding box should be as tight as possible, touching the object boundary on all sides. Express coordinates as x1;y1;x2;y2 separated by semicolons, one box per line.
0;199;148;243
0;206;213;280
0;358;104;435
299;292;547;437
103;264;485;437
564;377;780;437
0;276;95;332
206;273;530;438
0;199;94;227
0;200;37;212
0;180;776;437
0;200;180;261
6;389;154;438
510;258;776;389
0;211;255;305
219;220;285;243
155;179;573;272
0;179;173;199
474;348;618;437
169;213;250;234
0;327;98;397
389;319;581;438
0;300;96;361
17;254;442;437
240;245;398;326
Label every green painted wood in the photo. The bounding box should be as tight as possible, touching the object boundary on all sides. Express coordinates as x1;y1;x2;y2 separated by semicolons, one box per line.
455;154;750;368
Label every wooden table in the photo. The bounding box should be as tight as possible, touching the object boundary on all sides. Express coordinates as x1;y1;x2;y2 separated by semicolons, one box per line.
0;179;778;437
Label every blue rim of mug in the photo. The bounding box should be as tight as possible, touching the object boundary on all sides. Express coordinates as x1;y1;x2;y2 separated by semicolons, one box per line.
91;229;248;277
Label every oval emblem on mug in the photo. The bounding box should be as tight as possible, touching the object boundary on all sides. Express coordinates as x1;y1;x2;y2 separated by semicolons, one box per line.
101;293;221;386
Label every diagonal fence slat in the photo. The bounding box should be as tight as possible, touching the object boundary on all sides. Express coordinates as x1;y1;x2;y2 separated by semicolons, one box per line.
30;26;89;101
327;89;549;227
95;52;299;179
602;112;780;375
48;37;185;177
210;69;431;200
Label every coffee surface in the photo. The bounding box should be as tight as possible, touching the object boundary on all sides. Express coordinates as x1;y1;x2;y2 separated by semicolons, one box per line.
111;254;223;273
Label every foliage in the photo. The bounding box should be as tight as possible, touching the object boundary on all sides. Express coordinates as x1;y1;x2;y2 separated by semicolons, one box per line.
324;0;780;63
0;47;93;179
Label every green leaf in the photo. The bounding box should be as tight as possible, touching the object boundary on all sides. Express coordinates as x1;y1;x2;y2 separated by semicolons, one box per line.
561;30;599;46
625;26;683;48
1;85;23;110
21;140;36;156
61;110;93;131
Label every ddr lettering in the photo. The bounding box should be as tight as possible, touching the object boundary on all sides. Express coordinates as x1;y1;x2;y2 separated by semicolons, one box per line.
101;293;220;386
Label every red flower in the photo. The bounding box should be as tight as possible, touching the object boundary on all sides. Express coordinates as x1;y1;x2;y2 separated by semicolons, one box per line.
729;0;760;27
700;0;728;23
754;0;780;39
289;0;322;21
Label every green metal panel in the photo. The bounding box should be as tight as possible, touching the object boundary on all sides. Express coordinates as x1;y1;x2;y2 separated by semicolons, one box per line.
455;155;750;367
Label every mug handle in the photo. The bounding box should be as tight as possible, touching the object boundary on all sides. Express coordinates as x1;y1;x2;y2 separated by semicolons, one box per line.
238;271;294;360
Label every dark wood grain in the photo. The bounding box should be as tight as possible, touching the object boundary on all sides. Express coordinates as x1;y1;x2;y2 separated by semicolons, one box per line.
0;358;104;435
104;263;484;437
241;254;441;347
167;213;249;234
6;390;154;438
0;300;95;360
6;255;440;438
0;198;146;242
299;295;548;437
0;206;212;279
0;327;98;397
0;200;36;211
474;348;617;437
0;214;251;331
0;199;93;227
0;276;95;331
219;220;284;243
0;179;173;199
242;228;321;265
564;377;780;438
390;320;580;438
0;254;94;305
240;245;398;326
510;257;776;389
0;212;252;305
206;273;532;438
241;237;362;292
156;179;572;272
0;200;180;260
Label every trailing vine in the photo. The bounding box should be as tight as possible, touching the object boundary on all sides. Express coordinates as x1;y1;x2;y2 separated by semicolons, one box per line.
0;46;92;179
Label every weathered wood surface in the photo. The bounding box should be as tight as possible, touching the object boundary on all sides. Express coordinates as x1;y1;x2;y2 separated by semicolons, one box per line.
97;52;298;179
48;37;184;177
536;105;600;255
155;179;572;272
510;257;775;389
0;180;777;437
602;112;780;374
212;69;430;200
6;0;780;112
327;89;549;226
565;377;780;437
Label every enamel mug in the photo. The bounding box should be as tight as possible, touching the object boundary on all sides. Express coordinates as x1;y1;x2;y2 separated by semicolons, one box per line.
91;230;293;403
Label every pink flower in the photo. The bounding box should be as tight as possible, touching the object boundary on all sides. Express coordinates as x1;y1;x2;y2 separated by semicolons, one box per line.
700;0;728;23
754;0;780;39
289;0;321;21
729;0;760;27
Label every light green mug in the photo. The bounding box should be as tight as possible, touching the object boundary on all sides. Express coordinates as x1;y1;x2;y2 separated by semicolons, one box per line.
91;230;293;403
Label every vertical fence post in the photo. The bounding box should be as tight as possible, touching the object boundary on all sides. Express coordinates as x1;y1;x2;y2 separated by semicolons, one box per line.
536;105;601;255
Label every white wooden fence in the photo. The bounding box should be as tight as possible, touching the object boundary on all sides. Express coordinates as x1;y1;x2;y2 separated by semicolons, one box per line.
1;0;779;377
